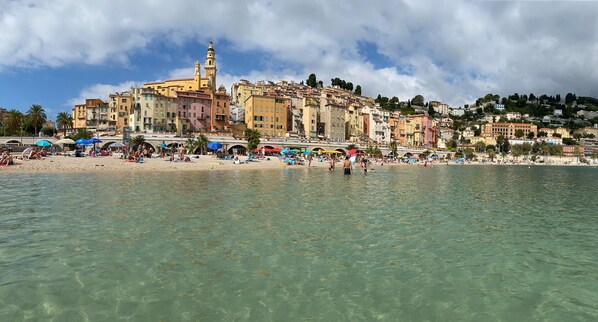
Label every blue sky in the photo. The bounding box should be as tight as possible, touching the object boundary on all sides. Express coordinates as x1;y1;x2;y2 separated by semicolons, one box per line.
2;0;598;121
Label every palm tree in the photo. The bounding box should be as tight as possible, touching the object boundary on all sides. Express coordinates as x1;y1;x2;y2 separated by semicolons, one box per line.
6;110;24;135
56;112;73;137
27;104;47;137
196;134;209;155
131;135;145;151
186;137;198;154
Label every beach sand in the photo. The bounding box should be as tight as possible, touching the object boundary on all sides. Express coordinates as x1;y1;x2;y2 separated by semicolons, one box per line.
1;154;594;174
0;154;334;173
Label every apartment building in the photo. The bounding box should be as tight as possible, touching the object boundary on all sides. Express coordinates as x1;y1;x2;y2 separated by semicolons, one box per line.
244;94;289;137
482;122;537;139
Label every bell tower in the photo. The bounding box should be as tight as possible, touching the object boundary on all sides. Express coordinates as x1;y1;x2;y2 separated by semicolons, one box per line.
204;40;217;92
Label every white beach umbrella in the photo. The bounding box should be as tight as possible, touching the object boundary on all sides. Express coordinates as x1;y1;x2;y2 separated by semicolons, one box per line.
55;139;75;145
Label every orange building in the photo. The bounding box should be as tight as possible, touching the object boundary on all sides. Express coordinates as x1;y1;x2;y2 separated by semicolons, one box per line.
244;94;289;137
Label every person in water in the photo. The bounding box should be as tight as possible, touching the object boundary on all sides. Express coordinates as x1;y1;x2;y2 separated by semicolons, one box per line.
343;156;352;175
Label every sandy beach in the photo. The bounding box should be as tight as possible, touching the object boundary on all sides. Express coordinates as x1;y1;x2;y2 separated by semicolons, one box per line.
0;154;336;173
1;154;595;174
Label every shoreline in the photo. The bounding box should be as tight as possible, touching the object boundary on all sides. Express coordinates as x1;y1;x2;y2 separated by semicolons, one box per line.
1;154;596;174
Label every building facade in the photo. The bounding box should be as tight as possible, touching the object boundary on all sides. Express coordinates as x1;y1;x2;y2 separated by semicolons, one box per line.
482;122;538;139
244;94;288;137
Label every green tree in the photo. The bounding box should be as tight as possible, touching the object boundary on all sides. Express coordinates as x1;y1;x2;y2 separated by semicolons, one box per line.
411;95;425;106
428;105;436;117
306;74;317;88
346;143;357;150
354;85;362;96
56;112;73;137
474;141;486;153
496;135;510;153
526;131;535;140
185;137;198;154
196;134;209;154
131;135;146;150
41;126;55;137
514;129;524;138
463;147;475;160
390;140;398;157
487;148;496;161
244;129;261;151
5;109;24;135
71;129;93;141
27;104;47;136
511;144;523;159
591;150;598;160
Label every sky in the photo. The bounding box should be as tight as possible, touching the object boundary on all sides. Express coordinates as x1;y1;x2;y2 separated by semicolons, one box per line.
1;0;598;120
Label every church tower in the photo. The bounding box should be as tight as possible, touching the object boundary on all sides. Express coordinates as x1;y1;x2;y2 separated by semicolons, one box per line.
204;40;217;92
193;60;201;88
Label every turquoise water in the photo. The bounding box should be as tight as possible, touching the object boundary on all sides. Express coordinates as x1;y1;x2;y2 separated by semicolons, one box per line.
1;166;597;321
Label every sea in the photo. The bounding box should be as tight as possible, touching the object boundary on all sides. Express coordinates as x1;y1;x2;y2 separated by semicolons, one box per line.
1;165;597;321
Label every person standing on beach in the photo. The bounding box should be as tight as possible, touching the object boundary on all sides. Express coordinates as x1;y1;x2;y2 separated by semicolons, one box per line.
343;156;352;175
307;153;313;167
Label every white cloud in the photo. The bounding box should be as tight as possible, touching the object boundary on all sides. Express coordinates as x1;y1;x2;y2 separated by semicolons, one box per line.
3;0;598;107
66;81;141;107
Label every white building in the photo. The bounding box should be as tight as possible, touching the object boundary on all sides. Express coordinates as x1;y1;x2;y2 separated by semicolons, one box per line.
362;105;391;144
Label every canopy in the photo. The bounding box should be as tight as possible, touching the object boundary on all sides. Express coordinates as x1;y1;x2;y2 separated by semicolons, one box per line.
322;150;343;154
35;140;52;147
89;137;102;143
55;138;75;145
109;142;126;148
207;141;223;150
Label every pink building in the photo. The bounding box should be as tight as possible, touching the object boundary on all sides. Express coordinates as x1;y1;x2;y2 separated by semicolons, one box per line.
410;115;437;147
175;91;212;132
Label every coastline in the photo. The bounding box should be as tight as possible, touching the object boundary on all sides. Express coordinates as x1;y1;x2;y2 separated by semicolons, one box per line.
1;154;595;174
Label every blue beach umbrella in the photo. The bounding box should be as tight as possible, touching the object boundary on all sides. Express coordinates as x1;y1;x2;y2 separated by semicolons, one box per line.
35;140;52;147
75;138;91;145
207;141;223;150
89;137;102;143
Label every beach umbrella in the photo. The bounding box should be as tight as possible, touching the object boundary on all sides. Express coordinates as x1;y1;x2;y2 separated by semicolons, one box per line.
109;142;126;148
89;137;102;143
55;138;75;145
36;140;52;147
347;149;357;156
207;141;223;150
281;148;292;155
75;138;91;145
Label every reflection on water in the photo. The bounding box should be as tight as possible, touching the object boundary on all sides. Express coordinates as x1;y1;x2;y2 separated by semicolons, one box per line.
1;166;597;321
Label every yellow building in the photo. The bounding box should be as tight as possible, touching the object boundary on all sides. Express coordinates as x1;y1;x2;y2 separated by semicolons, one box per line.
72;103;87;130
539;127;571;138
72;98;109;131
345;103;364;142
302;96;319;139
483;122;537;139
144;41;218;96
245;94;288;137
109;91;131;133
